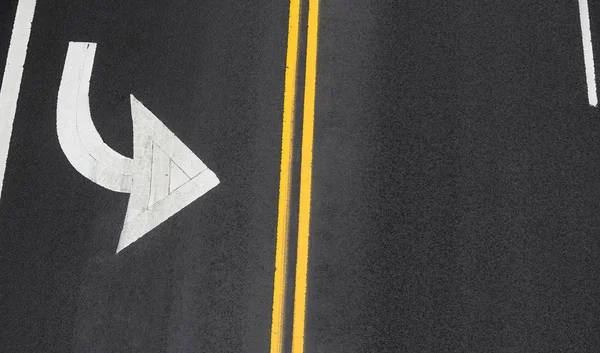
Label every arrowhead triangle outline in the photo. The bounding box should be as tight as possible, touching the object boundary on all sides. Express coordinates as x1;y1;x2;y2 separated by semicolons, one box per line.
169;161;190;193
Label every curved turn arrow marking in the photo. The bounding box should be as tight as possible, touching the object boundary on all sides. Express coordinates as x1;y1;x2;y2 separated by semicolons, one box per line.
57;42;220;253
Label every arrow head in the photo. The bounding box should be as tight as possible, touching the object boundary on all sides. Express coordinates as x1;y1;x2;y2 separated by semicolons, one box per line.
116;96;219;253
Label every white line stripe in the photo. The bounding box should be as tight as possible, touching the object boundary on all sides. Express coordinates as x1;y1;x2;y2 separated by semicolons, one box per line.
0;0;36;200
579;0;597;107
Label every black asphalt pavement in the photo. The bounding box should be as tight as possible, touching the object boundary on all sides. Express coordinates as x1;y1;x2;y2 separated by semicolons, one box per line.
307;1;600;352
2;1;600;353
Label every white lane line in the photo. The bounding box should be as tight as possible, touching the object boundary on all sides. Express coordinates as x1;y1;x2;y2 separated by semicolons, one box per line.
579;0;597;107
0;0;37;200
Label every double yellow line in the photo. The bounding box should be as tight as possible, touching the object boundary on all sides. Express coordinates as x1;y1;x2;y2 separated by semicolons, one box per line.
270;0;320;352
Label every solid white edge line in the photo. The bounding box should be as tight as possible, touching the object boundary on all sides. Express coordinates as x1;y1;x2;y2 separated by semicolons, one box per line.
0;0;37;201
579;0;598;107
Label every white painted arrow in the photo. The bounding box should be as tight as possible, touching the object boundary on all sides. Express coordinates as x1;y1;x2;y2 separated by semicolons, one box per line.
57;42;219;253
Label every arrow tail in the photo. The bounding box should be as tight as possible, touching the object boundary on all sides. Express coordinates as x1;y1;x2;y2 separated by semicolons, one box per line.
57;42;134;192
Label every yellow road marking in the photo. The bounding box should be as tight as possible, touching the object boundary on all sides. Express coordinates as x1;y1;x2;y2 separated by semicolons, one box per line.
291;0;320;352
270;0;302;352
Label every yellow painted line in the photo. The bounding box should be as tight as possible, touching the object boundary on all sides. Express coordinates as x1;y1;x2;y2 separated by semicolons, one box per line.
270;0;302;352
291;0;320;352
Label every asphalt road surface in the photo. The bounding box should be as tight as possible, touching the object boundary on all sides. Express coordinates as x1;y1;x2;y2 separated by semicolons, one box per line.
2;1;600;353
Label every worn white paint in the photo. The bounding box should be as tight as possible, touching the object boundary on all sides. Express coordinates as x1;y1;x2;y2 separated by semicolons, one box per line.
0;0;37;200
169;160;189;193
58;42;219;253
149;143;170;207
579;0;597;107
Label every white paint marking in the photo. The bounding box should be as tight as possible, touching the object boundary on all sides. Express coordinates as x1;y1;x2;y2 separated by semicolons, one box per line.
130;97;208;177
58;42;220;253
169;160;189;193
58;43;133;193
579;0;598;107
0;0;37;200
149;142;170;207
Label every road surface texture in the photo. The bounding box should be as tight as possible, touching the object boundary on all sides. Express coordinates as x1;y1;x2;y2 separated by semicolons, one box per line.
1;1;600;353
306;1;600;352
